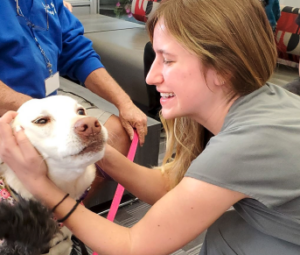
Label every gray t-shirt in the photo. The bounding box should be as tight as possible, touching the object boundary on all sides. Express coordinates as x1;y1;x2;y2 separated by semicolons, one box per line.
186;84;300;248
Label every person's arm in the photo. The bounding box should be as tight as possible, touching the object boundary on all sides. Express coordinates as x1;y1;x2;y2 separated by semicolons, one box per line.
56;5;147;144
30;177;246;255
99;144;169;205
63;1;73;12
0;81;32;116
0;111;247;255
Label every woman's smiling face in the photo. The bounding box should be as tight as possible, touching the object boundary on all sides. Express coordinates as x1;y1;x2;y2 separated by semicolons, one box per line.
146;19;219;122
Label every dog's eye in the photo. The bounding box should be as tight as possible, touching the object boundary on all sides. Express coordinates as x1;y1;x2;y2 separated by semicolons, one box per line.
33;118;49;125
77;108;86;116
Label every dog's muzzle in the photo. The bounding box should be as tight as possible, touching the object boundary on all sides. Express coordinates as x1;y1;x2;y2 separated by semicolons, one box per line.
73;117;105;156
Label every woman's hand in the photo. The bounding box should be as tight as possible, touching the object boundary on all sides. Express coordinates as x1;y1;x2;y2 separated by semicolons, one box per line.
0;111;49;195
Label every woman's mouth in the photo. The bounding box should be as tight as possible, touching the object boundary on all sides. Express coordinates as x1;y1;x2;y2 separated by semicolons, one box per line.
160;92;175;106
160;92;175;99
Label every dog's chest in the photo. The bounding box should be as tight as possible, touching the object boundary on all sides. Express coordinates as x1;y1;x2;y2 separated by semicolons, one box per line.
49;164;96;200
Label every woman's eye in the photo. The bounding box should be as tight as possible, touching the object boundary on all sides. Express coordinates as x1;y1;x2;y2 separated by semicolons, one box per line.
77;108;86;115
34;118;49;125
163;59;173;65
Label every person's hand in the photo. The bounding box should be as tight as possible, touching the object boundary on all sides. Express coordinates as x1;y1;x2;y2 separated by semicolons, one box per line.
63;1;73;12
118;102;148;146
0;111;49;195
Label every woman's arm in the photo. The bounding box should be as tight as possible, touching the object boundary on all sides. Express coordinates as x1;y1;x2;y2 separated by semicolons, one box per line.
99;145;169;205
20;174;246;255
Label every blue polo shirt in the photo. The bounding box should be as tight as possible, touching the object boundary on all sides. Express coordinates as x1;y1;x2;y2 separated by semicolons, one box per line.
264;0;281;28
0;0;104;98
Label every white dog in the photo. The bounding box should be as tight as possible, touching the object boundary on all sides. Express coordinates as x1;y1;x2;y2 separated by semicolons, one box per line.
0;95;108;255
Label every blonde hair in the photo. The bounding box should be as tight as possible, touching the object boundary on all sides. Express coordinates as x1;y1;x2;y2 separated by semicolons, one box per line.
147;0;277;189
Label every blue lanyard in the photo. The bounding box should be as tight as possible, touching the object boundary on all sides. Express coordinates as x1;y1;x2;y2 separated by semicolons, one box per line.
16;0;53;77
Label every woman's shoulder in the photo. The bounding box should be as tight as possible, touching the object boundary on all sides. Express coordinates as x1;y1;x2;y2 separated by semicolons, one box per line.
223;84;300;131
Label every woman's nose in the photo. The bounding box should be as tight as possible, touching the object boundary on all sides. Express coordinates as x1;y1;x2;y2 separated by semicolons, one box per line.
146;59;164;86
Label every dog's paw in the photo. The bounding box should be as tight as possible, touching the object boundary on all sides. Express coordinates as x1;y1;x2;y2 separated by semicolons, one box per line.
0;197;59;255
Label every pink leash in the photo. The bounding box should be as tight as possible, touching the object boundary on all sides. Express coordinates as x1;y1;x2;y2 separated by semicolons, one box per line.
92;130;139;255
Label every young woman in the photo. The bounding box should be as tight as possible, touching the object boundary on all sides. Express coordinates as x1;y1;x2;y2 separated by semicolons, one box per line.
1;0;300;254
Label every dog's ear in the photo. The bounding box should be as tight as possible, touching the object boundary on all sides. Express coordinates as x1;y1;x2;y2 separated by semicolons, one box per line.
9;117;18;132
0;114;16;165
0;118;17;166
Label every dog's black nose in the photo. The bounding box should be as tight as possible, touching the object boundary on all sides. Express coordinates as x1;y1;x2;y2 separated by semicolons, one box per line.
74;117;101;137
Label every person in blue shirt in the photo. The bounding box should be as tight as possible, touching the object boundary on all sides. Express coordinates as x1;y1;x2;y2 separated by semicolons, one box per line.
264;0;281;32
0;0;147;156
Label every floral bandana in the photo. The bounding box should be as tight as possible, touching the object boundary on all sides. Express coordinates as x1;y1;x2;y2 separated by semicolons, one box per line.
0;177;16;206
0;177;17;246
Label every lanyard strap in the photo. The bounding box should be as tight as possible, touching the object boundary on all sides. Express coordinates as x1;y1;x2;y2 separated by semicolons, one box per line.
15;0;53;77
92;131;139;255
31;31;53;76
106;130;139;221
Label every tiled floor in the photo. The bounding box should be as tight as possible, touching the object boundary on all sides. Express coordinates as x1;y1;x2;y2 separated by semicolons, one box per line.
88;64;299;255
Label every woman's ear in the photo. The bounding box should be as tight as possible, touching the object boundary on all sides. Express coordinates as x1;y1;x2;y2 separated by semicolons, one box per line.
214;75;226;87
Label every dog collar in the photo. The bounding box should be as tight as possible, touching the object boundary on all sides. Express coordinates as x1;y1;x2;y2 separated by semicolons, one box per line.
79;186;91;201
